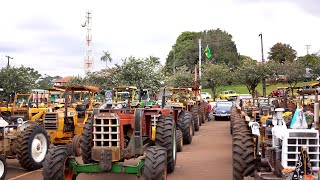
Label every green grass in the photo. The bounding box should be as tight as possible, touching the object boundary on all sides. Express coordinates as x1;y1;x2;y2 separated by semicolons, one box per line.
202;81;318;96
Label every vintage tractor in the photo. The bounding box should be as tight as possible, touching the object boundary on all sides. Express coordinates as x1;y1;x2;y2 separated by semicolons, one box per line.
42;88;177;180
231;101;320;180
42;85;98;155
0;116;49;179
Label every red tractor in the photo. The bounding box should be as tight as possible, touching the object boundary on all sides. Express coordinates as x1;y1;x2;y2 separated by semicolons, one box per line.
42;88;177;180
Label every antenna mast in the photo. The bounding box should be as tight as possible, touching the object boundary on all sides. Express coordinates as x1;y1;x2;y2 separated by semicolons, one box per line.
82;11;93;73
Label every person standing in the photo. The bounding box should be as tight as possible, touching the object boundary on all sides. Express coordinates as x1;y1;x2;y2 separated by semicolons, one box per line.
206;100;212;121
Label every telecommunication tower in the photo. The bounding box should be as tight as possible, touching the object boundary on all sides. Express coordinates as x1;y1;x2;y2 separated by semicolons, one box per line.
81;11;93;72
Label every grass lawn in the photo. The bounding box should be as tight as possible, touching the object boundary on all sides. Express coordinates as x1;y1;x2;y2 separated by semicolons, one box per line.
202;81;318;96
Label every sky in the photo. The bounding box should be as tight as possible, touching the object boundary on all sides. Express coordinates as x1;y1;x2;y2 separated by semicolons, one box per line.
0;0;319;77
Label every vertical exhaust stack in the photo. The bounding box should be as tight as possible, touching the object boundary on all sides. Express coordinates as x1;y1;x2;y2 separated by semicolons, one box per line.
314;103;319;130
161;87;166;109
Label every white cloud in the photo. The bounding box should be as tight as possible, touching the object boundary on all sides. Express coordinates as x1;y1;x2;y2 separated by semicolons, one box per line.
0;0;319;77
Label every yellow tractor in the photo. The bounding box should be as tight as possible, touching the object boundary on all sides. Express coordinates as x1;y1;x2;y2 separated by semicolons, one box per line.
42;85;99;155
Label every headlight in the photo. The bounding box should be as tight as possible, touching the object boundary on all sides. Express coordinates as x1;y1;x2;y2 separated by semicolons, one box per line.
17;118;24;124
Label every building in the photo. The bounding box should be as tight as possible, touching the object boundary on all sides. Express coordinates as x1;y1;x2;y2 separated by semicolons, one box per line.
54;76;73;86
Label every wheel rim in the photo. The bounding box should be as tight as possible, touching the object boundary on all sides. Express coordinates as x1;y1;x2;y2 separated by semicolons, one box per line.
189;123;193;136
164;160;167;180
31;133;47;162
0;159;4;177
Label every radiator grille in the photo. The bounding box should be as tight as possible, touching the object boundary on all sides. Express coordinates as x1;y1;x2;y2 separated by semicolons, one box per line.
282;130;320;170
43;112;57;130
93;113;120;147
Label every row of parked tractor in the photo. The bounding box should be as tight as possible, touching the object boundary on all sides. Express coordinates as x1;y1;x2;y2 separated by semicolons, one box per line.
0;84;209;180
230;93;320;179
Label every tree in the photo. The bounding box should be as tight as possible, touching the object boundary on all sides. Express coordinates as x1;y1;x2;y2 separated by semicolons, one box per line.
268;42;297;63
100;51;112;68
113;56;163;94
281;61;307;94
235;61;269;97
165;65;194;87
36;75;61;89
164;29;239;75
0;66;41;98
297;54;320;69
201;64;229;100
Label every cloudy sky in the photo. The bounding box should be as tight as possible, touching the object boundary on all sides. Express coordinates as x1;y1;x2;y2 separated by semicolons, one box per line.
0;0;319;77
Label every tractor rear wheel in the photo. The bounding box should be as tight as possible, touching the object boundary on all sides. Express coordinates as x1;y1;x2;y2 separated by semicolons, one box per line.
71;134;82;156
42;145;77;180
80;118;95;164
232;125;255;179
191;106;200;131
144;146;167;180
0;155;7;180
155;115;177;173
17;125;49;170
176;129;183;152
177;111;193;144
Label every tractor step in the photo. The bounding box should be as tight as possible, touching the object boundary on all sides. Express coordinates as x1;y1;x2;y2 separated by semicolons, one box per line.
66;157;145;177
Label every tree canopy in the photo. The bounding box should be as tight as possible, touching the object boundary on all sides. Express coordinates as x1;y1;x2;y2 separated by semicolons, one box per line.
165;65;194;87
268;42;297;63
164;29;239;75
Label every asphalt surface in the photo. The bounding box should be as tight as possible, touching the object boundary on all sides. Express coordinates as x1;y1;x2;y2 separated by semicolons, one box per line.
5;116;232;180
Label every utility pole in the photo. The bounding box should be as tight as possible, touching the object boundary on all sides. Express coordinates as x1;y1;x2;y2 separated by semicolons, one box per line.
5;55;13;67
259;33;266;97
82;11;93;73
306;45;311;55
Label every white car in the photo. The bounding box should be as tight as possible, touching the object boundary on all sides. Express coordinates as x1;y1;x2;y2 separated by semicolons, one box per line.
201;92;212;99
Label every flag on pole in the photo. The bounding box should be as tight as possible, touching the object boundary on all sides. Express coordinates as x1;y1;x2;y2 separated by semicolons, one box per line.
205;45;212;58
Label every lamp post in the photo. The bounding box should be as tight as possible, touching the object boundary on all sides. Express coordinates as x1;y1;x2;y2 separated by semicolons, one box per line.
259;33;266;97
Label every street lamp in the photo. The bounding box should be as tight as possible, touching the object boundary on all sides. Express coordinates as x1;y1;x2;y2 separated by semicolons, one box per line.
259;33;266;97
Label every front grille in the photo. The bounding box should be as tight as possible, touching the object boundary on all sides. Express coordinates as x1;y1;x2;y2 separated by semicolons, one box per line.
43;112;58;130
282;130;320;170
93;113;120;147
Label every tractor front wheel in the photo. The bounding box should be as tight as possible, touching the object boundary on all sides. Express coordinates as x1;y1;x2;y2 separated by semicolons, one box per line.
71;134;82;156
0;155;7;180
200;103;206;124
155;115;177;173
144;146;167;180
81;118;95;164
191;106;200;131
177;111;193;144
42;145;77;180
17;125;49;170
176;129;183;152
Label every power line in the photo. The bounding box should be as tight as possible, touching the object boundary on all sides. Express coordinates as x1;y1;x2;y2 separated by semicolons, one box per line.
306;45;311;55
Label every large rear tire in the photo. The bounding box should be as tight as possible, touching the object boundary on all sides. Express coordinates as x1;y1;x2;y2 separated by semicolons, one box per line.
144;146;167;180
232;123;255;179
155;115;177;173
42;145;77;180
0;155;7;180
17;125;49;170
191;106;200;131
176;129;183;152
80;118;95;164
177;111;193;144
71;134;82;156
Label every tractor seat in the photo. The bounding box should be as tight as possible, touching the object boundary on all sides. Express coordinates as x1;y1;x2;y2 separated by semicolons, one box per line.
76;104;87;111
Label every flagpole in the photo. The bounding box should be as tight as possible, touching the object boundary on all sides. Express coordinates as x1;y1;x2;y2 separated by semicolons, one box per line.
199;39;202;80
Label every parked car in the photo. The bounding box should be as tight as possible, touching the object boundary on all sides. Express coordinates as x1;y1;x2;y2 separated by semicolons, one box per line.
218;90;238;101
212;101;233;120
297;85;318;95
201;92;212;99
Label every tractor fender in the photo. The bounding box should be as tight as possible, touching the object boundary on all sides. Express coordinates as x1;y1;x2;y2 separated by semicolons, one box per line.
18;120;37;133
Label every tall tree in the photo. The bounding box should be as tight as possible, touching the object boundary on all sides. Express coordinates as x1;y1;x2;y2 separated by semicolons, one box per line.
280;61;306;95
164;29;239;75
268;42;297;63
201;64;229;100
297;54;320;69
100;51;112;68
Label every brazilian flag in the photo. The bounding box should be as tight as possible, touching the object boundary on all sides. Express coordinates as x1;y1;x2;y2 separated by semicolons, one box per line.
205;45;212;58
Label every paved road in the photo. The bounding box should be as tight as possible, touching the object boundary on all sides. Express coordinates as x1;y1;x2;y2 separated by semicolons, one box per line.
5;118;232;180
